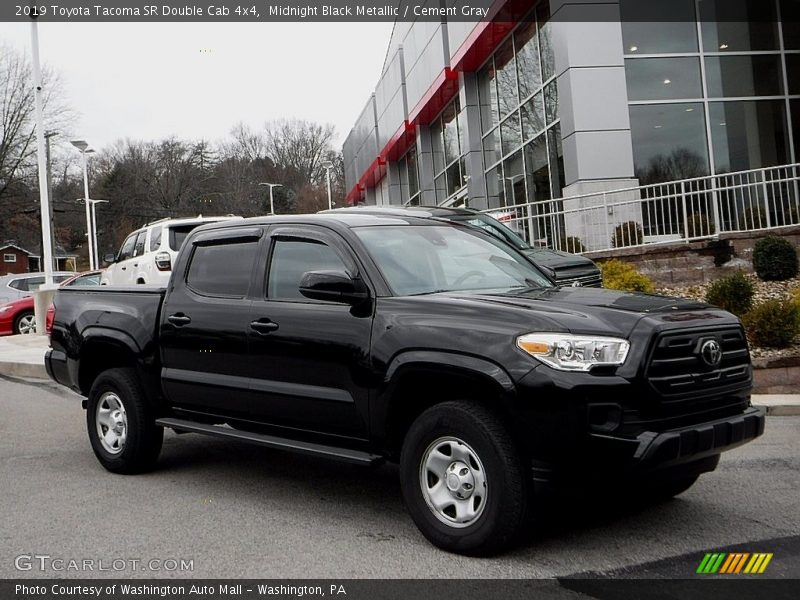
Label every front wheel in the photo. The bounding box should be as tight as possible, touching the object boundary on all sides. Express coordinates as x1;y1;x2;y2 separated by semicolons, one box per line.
86;368;163;474
400;401;529;556
14;311;35;335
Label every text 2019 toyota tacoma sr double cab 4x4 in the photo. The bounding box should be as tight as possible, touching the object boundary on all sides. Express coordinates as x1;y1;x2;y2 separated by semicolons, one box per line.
46;213;765;555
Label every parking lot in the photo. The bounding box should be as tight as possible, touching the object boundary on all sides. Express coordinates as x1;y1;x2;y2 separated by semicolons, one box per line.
2;374;799;579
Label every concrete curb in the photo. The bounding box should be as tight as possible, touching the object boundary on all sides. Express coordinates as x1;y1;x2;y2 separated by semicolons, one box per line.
0;361;47;379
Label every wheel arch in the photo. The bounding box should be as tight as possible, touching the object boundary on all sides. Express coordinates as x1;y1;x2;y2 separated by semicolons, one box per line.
78;329;152;398
378;351;517;459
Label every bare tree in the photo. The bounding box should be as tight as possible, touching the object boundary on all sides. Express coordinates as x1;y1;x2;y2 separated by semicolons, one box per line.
263;119;336;190
0;43;73;201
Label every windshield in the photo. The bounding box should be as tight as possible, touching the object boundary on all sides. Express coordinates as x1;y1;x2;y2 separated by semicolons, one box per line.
448;214;530;251
354;225;552;296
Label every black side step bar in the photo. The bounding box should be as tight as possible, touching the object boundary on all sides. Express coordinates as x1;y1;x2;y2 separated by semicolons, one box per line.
155;418;383;466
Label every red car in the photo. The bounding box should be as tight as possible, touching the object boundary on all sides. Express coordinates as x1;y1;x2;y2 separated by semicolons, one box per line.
0;271;102;336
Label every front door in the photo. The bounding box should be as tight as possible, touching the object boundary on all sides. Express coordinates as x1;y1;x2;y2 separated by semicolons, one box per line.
247;225;373;440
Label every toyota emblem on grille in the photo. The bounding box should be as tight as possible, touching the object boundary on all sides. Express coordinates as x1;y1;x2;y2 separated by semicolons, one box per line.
700;339;723;366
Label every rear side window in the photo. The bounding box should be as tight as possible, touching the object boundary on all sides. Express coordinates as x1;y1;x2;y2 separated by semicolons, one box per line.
133;231;147;257
169;224;202;252
9;278;28;291
149;227;163;251
186;241;259;297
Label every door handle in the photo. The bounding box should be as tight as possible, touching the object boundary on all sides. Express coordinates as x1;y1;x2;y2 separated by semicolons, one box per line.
121;266;127;271
167;314;192;326
250;319;279;334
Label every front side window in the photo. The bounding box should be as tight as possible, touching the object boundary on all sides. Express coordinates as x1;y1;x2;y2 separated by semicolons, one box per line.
267;239;348;301
118;234;136;261
354;225;551;296
186;241;259;297
68;274;101;287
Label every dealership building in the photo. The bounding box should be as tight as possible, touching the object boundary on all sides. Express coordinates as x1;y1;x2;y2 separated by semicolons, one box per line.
342;0;800;250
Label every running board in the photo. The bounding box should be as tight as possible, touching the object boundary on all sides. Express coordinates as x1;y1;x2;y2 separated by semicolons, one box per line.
155;418;383;466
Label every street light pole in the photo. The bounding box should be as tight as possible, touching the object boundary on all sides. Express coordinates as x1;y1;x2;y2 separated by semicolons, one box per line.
258;182;283;215
71;140;95;270
321;161;334;210
89;199;108;268
30;20;54;287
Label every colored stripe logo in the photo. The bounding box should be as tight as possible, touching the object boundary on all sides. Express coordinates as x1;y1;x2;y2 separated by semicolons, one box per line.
697;552;773;574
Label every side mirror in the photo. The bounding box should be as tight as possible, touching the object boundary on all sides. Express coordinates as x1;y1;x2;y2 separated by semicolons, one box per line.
299;270;369;304
103;253;116;266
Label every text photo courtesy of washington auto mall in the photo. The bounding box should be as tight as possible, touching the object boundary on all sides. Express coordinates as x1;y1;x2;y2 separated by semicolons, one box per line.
1;1;799;599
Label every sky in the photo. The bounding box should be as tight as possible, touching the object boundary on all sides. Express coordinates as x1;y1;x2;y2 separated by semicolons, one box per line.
0;21;394;152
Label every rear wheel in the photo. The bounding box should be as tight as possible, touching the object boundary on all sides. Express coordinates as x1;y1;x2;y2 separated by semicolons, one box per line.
400;401;528;556
14;311;35;335
86;368;163;474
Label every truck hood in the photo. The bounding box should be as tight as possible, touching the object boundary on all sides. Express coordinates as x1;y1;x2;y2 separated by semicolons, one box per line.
425;287;715;338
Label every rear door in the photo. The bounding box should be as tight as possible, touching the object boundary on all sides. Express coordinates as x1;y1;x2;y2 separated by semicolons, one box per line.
159;227;264;419
108;232;137;285
246;225;373;439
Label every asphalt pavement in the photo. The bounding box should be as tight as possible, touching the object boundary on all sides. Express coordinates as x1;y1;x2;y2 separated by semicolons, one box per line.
1;375;798;580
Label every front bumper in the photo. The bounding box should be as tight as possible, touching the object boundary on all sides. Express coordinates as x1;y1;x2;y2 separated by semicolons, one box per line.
589;405;766;471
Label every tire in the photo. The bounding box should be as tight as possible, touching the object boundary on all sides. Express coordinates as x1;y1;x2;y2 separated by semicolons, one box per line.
400;401;529;556
14;311;35;335
86;368;163;474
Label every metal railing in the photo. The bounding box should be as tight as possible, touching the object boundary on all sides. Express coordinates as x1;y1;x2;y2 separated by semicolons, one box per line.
483;163;800;254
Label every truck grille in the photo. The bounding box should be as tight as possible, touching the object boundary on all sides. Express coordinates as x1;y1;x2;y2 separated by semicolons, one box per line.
557;273;603;288
645;326;751;401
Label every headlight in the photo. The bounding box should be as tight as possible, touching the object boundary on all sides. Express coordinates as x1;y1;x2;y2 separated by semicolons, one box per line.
517;333;630;372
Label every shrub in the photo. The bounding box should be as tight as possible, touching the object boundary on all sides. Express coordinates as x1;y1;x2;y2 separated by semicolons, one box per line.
599;259;655;293
686;212;716;238
743;300;800;349
705;272;754;316
752;235;799;281
558;236;586;254
611;221;643;248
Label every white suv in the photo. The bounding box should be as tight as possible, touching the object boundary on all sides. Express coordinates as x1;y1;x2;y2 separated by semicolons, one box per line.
102;216;241;286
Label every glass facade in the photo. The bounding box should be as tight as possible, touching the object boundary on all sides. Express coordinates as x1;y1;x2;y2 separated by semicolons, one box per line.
477;4;565;245
622;0;799;183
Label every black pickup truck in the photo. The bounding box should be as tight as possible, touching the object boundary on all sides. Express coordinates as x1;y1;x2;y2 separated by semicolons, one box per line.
46;213;765;555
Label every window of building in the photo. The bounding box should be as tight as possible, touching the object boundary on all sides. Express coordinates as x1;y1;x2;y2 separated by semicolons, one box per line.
479;2;563;219
431;97;469;204
699;0;780;53
625;57;703;101
267;239;348;301
186;240;259;297
398;146;420;206
623;0;799;187
704;55;784;97
710;100;791;172
630;103;710;184
3;254;16;263
620;0;698;54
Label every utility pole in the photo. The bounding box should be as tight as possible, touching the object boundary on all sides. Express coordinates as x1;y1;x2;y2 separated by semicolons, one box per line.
44;130;57;270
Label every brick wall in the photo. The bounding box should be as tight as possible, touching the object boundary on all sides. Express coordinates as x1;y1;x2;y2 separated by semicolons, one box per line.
585;225;800;286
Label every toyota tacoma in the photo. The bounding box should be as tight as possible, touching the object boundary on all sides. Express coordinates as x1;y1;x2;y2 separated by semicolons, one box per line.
46;213;765;555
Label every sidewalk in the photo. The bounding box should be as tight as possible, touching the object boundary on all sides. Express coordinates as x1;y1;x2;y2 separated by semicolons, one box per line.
0;335;798;415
